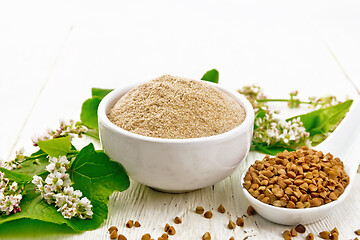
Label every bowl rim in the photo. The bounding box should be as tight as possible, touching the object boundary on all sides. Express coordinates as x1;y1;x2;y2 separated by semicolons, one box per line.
98;79;255;143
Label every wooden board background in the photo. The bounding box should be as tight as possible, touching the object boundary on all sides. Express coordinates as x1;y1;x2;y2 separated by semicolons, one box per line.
0;1;360;239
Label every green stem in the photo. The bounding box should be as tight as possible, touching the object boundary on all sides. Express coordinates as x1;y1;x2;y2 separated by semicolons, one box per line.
20;150;80;163
257;99;312;104
23;153;48;161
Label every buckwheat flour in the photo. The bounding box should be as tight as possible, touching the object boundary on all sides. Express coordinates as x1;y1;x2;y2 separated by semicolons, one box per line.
108;75;246;139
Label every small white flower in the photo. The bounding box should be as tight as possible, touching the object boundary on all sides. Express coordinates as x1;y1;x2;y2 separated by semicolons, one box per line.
13;194;22;203
9;182;18;192
44;192;55;204
63;186;74;196
45;171;64;190
54;192;67;208
73;190;82;198
32;175;43;186
45;163;56;172
43;184;52;194
58;156;69;166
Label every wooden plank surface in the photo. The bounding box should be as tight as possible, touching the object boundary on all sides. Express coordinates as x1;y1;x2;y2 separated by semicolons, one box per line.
0;1;360;239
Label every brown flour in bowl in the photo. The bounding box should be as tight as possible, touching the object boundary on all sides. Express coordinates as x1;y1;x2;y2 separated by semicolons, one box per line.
108;75;246;139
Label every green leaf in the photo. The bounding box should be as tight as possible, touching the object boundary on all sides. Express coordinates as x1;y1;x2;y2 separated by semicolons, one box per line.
66;143;129;231
0;168;33;183
0;218;76;237
79;88;111;137
252;142;295;156
0;144;130;232
201;69;219;83
80;97;102;130
287;100;353;135
37;136;72;158
70;144;129;203
91;88;113;99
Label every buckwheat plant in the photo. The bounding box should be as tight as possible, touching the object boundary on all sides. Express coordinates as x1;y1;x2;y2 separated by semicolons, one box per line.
32;156;93;219
239;85;311;149
0;171;23;215
32;120;88;146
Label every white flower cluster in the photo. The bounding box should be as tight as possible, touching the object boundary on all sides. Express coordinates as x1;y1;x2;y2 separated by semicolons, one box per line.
238;85;266;108
0;171;23;215
32;120;88;146
0;148;25;170
253;110;310;148
32;156;93;219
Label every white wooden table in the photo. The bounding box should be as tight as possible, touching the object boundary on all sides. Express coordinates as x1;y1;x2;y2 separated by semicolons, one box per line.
1;1;360;239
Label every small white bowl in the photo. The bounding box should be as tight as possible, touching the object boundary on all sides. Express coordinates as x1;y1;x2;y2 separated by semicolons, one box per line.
98;80;254;192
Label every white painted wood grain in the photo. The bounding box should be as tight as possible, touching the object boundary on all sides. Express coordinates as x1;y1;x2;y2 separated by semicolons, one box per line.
0;0;75;159
1;1;360;239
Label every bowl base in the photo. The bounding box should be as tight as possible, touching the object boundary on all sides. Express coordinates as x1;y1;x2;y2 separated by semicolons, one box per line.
149;186;197;194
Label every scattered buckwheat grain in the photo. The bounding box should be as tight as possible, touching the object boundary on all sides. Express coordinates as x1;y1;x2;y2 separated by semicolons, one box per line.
306;233;314;240
126;220;133;228
228;220;236;229
247;206;256;216
319;231;330;239
283;230;291;240
204;211;213;219
164;223;170;232
202;232;211;240
167;226;176;235
160;233;168;240
118;234;127;240
108;226;118;233
295;224;306;233
290;228;297;237
236;217;244;227
218;204;226;213
141;233;151;240
196;206;205;214
331;227;338;236
110;230;118;239
174;216;182;224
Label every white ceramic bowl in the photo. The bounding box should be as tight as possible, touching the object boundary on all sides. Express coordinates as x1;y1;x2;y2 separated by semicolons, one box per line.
98;80;254;192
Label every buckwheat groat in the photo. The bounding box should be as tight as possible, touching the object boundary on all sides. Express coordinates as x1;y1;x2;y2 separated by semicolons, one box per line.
243;147;349;209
